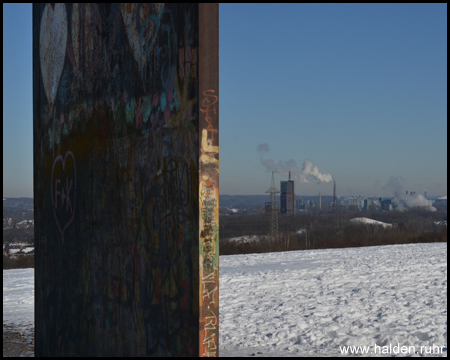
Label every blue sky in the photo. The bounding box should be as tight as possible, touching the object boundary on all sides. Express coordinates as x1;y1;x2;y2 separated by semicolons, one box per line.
3;3;447;198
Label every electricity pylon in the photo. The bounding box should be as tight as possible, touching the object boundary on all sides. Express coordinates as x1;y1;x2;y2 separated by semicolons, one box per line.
266;171;280;241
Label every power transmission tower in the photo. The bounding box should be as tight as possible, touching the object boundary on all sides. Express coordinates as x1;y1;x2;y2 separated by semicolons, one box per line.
266;171;280;241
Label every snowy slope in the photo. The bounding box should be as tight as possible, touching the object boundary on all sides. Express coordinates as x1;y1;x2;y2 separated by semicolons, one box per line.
350;217;392;228
224;230;304;243
219;243;447;357
3;268;34;337
3;243;447;357
224;235;262;243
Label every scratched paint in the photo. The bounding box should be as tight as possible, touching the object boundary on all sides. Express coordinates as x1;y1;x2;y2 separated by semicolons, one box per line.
198;4;220;356
33;3;217;356
199;90;220;357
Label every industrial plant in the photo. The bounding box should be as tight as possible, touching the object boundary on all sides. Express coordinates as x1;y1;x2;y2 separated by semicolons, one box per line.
265;173;445;215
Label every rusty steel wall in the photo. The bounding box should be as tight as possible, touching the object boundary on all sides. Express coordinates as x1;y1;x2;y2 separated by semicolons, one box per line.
33;3;218;356
198;4;219;357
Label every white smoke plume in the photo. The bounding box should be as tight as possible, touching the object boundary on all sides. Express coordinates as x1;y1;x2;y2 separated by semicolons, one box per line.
379;176;437;211
257;143;333;184
393;194;436;212
404;194;436;211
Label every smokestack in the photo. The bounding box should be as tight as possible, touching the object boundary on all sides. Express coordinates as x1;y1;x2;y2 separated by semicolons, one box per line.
424;191;427;198
333;181;336;211
406;190;408;195
359;195;361;210
319;192;321;209
289;170;291;180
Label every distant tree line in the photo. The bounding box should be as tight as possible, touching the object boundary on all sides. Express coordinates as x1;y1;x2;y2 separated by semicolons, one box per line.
4;208;446;268
3;254;34;270
3;227;34;244
220;209;447;255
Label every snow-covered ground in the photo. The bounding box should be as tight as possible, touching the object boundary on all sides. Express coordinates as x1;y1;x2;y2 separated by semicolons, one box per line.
350;217;392;228
3;243;447;357
220;243;447;357
3;268;34;338
8;247;34;255
225;235;263;243
225;230;305;244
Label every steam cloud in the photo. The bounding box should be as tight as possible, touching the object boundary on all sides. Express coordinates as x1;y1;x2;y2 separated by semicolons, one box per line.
379;176;436;211
394;194;437;212
257;143;333;184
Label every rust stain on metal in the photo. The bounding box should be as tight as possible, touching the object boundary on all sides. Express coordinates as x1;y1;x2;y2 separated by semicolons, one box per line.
199;3;219;357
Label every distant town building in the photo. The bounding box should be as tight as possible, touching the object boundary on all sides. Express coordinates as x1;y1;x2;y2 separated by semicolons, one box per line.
380;199;393;211
296;198;305;210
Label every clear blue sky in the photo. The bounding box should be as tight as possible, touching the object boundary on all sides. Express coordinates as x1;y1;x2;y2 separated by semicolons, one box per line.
3;3;447;198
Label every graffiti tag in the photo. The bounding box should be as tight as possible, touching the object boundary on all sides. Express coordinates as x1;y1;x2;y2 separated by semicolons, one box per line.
202;268;218;356
51;151;76;244
200;90;218;133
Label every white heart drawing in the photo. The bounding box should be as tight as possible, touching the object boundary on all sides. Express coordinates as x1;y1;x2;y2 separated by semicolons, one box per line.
39;3;68;108
120;3;162;75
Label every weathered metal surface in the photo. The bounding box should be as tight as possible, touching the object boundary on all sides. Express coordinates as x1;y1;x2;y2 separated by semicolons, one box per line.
198;4;219;357
33;3;218;356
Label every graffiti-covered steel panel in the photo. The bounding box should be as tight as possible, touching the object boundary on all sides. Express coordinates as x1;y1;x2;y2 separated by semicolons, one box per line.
33;3;218;356
198;4;219;357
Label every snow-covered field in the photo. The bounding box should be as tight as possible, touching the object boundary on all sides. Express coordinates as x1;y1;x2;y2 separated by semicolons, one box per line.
3;268;34;338
225;235;262;243
350;217;392;228
220;243;447;357
3;243;447;357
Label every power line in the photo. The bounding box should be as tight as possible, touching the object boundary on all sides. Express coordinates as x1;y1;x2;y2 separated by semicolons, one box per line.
265;171;280;241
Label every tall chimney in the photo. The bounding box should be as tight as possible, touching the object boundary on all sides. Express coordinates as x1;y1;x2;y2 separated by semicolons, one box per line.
319;192;321;209
424;191;427;198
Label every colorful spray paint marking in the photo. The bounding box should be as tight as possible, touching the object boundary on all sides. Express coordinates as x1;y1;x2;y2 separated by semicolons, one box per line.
35;4;218;356
201;267;218;356
199;89;219;356
200;90;218;134
51;151;76;244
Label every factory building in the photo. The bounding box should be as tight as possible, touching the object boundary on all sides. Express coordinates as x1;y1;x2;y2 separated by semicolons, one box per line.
296;198;305;210
435;195;447;204
380;198;393;211
280;172;295;214
363;199;371;211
